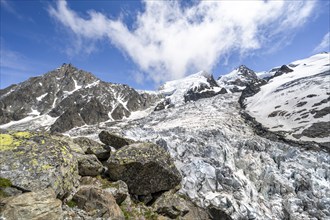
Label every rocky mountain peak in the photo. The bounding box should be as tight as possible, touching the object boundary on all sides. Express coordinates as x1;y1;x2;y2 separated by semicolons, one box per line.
237;65;258;80
154;71;227;111
0;65;161;132
218;65;265;93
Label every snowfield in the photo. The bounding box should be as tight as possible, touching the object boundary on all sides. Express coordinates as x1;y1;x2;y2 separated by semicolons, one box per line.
245;53;330;144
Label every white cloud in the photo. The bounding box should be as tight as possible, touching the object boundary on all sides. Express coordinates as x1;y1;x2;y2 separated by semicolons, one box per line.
48;0;316;84
313;32;330;53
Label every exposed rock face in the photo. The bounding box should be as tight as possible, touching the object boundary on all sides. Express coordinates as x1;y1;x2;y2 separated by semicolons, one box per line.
183;75;227;103
0;131;80;198
107;142;182;195
99;130;134;149
0;188;62;220
72;185;125;219
73;137;110;160
266;64;294;81
184;85;227;103
77;154;103;176
50;107;86;133
0;64;161;131
154;98;174;111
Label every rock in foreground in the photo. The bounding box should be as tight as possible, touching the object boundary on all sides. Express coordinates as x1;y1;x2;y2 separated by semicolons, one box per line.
0;131;80;198
107;142;182;195
72;185;125;219
0;188;62;220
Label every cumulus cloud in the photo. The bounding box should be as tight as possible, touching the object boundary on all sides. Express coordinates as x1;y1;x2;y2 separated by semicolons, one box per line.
313;32;330;53
48;0;316;84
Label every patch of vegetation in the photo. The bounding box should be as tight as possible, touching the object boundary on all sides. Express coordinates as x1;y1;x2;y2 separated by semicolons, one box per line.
66;200;77;208
0;177;12;188
0;189;9;198
120;202;158;220
96;175;115;189
144;209;158;220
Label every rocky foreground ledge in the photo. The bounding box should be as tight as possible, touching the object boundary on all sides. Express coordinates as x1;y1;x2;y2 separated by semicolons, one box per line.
0;130;213;220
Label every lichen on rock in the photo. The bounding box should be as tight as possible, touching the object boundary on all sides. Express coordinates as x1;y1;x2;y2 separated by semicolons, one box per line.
0;130;80;199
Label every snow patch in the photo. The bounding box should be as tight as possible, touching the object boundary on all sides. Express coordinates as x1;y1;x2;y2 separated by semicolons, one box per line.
36;93;48;101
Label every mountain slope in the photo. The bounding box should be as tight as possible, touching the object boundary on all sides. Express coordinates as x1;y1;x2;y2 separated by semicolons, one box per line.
0;64;160;132
243;53;330;146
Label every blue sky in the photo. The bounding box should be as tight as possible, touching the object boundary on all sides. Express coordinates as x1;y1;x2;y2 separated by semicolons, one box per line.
1;0;329;90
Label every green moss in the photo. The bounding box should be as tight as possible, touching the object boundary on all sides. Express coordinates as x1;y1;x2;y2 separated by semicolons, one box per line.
13;131;32;139
66;200;77;208
0;177;12;187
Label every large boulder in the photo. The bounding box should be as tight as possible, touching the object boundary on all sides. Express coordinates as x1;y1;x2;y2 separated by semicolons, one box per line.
77;154;103;176
103;180;129;205
98;131;134;149
0;131;80;198
152;190;190;218
107;142;182;195
73;137;110;160
72;185;124;219
0;188;62;220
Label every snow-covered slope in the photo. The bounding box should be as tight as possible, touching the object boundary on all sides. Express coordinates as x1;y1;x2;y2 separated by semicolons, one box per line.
245;53;330;144
155;71;226;110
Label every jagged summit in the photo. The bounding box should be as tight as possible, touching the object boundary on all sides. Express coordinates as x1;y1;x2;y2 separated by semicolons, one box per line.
217;64;265;92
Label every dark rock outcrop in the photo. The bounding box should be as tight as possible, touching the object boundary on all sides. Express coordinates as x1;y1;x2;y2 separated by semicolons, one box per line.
98;131;134;149
154;98;174;111
184;85;227;103
107;142;182;195
50;107;85;133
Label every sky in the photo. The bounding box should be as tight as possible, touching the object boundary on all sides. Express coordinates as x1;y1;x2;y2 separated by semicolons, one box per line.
0;0;329;90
